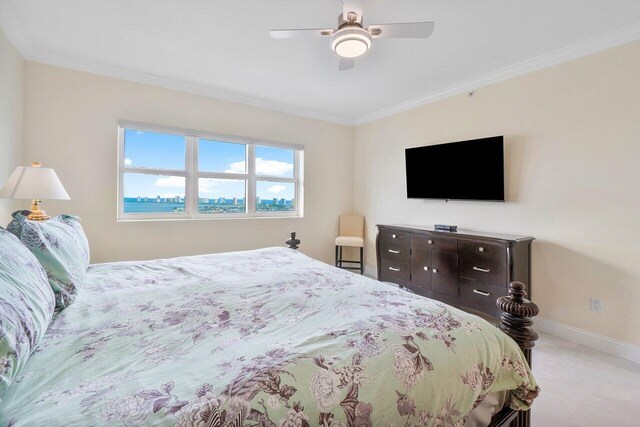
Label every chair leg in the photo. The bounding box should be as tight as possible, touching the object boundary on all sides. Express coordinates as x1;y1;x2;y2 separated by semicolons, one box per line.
335;245;339;267
360;247;364;275
339;246;343;268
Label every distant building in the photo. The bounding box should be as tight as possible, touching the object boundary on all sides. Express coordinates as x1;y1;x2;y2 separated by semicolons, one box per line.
256;197;261;205
156;196;161;203
273;198;277;205
218;197;225;204
137;196;141;202
232;197;238;205
279;198;285;205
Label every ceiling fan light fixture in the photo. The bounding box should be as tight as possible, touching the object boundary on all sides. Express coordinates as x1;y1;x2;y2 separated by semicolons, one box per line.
331;28;372;58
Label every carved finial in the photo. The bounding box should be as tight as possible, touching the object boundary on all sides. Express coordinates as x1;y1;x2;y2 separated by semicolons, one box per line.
497;282;539;355
285;232;300;250
497;282;539;319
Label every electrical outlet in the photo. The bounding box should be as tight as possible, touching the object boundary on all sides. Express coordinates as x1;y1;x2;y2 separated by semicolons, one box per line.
591;298;603;313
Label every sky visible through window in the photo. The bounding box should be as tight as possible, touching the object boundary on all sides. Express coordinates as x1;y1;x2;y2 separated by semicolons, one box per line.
199;139;246;173
123;130;295;201
124;129;185;170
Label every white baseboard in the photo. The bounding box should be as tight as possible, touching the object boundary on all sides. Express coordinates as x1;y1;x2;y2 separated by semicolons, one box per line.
363;264;376;279
535;317;640;365
362;265;640;365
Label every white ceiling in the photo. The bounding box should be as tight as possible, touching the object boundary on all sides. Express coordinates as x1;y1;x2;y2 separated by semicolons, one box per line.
2;0;640;124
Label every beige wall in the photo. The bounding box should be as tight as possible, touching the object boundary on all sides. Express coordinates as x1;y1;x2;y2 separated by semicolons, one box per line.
23;62;353;264
15;38;640;346
353;41;640;346
0;29;23;222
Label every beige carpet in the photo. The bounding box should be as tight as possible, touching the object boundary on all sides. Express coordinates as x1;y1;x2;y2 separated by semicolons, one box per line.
531;332;640;426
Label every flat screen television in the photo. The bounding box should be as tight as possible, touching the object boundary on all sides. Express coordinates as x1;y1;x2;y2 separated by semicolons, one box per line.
405;136;505;201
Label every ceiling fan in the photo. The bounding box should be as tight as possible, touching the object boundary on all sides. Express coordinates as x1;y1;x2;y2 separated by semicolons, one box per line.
269;0;435;71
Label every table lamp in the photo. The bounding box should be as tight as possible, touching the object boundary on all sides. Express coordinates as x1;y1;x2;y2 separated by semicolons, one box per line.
0;162;70;221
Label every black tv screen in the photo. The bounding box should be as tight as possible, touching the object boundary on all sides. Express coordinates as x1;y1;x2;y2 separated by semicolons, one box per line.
405;136;505;201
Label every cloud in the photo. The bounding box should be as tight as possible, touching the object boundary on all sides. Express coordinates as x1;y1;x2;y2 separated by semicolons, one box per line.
199;179;221;193
225;161;245;174
124;158;133;166
155;176;185;188
267;185;287;194
135;130;144;135
198;178;245;199
225;158;293;176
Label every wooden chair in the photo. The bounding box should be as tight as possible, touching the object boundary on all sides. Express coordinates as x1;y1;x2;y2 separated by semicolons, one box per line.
335;215;364;274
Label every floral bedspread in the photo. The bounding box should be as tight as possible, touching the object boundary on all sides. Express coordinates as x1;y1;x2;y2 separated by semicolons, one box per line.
0;247;538;426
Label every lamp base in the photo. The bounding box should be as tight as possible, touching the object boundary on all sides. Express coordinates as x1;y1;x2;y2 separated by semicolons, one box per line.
27;199;50;221
27;210;50;221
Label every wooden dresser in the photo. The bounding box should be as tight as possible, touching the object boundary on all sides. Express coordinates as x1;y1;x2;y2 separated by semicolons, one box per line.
376;224;534;317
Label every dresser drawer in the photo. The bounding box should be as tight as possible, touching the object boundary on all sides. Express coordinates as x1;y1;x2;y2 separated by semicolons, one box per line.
379;229;410;246
376;224;533;319
459;240;506;263
411;234;457;254
380;240;410;263
459;257;506;286
410;245;432;291
459;279;506;317
379;259;411;284
431;251;459;297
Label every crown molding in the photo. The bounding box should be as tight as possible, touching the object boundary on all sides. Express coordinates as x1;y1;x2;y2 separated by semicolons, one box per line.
352;22;640;125
1;0;639;127
0;0;34;57
0;1;351;126
27;50;354;125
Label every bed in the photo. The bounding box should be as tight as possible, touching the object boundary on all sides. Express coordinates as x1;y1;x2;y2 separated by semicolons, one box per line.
0;236;539;426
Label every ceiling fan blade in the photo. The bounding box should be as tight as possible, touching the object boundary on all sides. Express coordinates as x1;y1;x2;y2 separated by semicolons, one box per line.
342;0;365;24
269;28;334;39
339;57;356;71
368;22;435;39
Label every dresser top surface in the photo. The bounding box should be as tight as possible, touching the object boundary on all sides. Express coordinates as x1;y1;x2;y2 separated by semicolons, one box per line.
377;223;534;243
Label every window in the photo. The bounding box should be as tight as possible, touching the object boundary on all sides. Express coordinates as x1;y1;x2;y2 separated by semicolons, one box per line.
118;122;303;220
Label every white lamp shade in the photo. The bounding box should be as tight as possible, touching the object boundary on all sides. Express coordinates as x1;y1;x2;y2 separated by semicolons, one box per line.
0;165;70;200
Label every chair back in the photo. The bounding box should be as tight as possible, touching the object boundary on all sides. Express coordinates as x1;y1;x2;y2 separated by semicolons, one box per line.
339;215;364;238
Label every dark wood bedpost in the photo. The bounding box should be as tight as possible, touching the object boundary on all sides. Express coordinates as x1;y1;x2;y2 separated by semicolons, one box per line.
285;232;300;250
497;281;539;364
496;281;539;427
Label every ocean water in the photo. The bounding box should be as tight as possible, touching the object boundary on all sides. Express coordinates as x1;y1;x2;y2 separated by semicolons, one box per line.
123;201;185;213
123;199;293;214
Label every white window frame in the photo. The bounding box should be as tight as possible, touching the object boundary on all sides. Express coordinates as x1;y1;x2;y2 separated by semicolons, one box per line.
117;121;304;221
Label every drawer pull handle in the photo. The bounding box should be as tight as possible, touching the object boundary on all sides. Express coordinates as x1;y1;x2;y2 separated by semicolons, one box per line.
478;247;485;252
473;266;491;273
432;268;438;273
388;249;401;254
423;266;429;271
389;267;400;272
427;240;433;244
473;289;491;297
392;234;397;238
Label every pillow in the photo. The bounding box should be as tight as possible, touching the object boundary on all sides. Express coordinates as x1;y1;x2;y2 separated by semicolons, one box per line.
7;211;90;312
0;229;55;397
